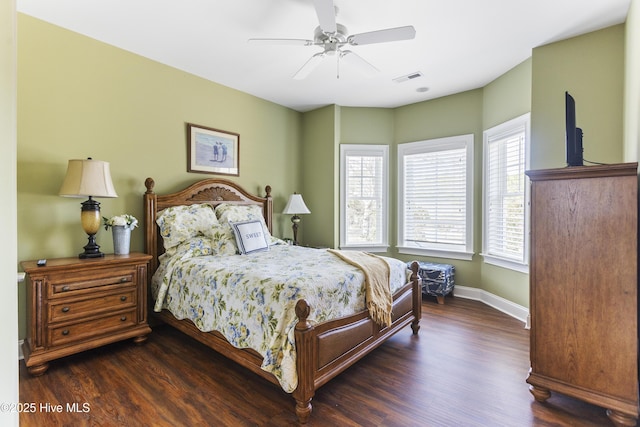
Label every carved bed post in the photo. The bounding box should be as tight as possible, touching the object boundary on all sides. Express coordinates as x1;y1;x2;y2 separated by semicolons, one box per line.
263;185;273;233
409;261;421;335
293;299;315;424
144;178;158;281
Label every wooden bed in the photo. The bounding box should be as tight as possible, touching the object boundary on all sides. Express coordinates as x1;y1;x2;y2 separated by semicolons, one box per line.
143;177;422;423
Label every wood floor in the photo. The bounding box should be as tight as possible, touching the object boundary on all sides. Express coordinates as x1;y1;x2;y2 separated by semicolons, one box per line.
19;296;615;426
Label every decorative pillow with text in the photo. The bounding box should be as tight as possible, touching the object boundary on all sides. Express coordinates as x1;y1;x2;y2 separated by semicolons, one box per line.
230;219;270;254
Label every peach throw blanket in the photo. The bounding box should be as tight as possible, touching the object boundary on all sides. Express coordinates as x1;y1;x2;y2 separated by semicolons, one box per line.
328;249;392;327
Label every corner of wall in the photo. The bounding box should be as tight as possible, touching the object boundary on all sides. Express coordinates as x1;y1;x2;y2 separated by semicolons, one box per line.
624;0;640;162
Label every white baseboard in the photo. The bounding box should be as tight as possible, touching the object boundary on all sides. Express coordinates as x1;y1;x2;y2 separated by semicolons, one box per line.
453;285;529;328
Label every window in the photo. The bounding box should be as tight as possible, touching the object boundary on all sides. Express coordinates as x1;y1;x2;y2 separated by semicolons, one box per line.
482;113;530;273
398;135;474;260
339;145;389;251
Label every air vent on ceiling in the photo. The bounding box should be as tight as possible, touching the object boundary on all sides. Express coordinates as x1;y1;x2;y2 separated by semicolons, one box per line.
393;71;423;83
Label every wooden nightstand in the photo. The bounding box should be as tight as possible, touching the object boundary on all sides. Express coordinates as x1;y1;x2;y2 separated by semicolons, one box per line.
21;253;152;375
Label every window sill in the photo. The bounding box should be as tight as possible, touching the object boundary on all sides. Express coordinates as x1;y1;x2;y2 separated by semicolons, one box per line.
339;245;390;253
397;246;474;261
481;254;529;274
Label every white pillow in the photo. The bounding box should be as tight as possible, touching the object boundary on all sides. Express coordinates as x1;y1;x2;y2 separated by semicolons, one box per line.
230;220;270;254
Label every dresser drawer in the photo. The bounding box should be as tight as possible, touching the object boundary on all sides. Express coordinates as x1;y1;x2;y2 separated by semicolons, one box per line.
48;267;136;297
48;288;137;322
48;309;137;347
21;253;152;375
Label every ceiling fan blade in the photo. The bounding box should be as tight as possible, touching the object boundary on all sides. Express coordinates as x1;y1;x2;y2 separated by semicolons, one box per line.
340;50;379;77
348;25;416;46
312;0;337;34
293;52;326;80
248;38;313;46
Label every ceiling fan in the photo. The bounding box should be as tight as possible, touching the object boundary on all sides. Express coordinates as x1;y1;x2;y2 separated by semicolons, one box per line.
248;0;416;79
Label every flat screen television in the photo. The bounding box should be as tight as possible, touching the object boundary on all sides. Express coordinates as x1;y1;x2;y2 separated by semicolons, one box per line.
565;91;583;166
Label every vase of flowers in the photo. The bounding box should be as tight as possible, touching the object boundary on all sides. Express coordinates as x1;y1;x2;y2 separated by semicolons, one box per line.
103;214;138;255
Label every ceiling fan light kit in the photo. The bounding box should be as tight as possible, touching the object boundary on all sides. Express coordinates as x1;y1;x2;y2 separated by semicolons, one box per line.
294;52;327;80
249;0;416;79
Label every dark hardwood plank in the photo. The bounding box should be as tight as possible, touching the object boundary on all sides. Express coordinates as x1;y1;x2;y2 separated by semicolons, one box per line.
19;297;614;426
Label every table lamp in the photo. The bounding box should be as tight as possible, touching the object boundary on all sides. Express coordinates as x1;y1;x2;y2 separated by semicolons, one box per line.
282;193;310;245
59;158;118;258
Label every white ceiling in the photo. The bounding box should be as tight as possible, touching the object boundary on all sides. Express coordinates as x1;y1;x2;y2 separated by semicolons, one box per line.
17;0;631;112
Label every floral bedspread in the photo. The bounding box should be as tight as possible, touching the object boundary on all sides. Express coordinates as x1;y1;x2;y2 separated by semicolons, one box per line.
151;244;409;393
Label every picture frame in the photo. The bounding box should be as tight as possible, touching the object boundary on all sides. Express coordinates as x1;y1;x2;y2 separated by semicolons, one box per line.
187;123;240;176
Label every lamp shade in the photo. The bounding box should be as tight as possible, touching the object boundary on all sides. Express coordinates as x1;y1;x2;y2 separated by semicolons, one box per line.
59;158;118;198
282;193;310;215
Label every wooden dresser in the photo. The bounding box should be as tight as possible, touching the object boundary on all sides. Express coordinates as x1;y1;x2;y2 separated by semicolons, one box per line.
22;252;152;375
526;163;638;427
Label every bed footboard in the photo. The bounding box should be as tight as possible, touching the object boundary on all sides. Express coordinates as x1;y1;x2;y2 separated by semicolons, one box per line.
292;262;421;423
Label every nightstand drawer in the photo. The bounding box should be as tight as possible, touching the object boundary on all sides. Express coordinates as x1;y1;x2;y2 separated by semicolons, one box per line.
49;309;137;346
22;253;152;375
49;269;135;297
48;288;137;322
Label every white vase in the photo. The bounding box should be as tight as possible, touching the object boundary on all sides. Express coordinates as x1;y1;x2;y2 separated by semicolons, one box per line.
112;225;131;255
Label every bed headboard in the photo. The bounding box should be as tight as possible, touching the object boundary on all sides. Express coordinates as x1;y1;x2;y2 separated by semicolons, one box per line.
143;177;273;276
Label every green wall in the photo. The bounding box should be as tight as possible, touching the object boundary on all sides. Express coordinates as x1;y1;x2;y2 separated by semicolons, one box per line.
18;14;302;262
299;105;339;247
17;14;302;337
479;59;532;307
531;25;625;170
340;108;395;144
298;25;625;311
393;90;485;291
339;107;396;246
483;58;532;129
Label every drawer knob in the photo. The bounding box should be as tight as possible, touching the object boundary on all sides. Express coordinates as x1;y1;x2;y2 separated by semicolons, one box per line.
120;296;127;302
61;286;70;292
120;277;128;283
61;307;70;313
62;329;69;336
120;316;127;321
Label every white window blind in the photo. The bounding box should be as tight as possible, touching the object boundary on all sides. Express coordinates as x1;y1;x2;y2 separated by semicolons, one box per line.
340;145;388;251
482;113;530;272
404;148;467;246
398;135;473;259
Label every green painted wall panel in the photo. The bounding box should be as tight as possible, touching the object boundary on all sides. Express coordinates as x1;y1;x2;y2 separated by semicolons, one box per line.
483;58;532;129
18;14;302;264
531;25;625;170
393;90;484;292
299;105;338;247
479;59;532;307
17;15;302;338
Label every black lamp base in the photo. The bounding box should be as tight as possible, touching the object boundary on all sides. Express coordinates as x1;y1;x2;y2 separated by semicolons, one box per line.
78;196;104;259
79;233;104;259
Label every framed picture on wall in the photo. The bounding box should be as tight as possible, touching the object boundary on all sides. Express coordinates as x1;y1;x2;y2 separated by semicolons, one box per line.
187;123;240;176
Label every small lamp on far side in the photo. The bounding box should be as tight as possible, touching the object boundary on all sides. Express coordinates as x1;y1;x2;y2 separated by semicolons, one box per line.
59;158;118;259
282;193;310;245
